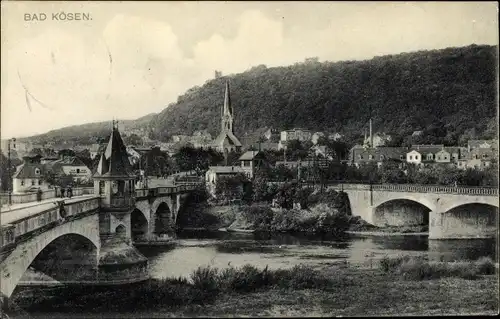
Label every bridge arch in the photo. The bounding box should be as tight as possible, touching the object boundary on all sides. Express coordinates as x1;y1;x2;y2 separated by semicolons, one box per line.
131;208;149;242
153;202;174;235
1;215;100;298
435;203;498;239
439;197;499;215
373;197;434;227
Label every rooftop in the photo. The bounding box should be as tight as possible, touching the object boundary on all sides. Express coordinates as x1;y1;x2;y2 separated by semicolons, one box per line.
207;166;246;174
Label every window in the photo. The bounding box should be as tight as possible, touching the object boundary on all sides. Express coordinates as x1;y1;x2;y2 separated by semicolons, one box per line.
21;180;25;186
118;180;125;194
409;155;413;160
99;181;105;195
437;156;441;160
76;168;80;174
38;180;42;185
482;154;488;159
34;168;40;175
358;155;362;160
415;155;419;160
380;155;385;160
368;155;373;160
475;154;479;159
400;155;404;160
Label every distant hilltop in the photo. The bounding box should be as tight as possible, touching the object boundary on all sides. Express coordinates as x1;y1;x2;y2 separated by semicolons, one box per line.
15;44;498;148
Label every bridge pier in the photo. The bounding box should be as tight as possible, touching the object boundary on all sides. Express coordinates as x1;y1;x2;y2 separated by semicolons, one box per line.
429;206;498;239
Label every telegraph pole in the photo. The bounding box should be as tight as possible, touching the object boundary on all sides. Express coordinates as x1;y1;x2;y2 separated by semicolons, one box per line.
7;138;16;205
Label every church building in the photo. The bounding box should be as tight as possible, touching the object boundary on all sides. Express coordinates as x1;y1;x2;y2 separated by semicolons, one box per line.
212;80;242;154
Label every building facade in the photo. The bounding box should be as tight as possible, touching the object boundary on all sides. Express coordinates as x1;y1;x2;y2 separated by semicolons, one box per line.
12;155;49;193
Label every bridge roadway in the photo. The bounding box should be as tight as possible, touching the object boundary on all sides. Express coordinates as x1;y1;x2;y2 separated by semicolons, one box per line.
1;195;97;225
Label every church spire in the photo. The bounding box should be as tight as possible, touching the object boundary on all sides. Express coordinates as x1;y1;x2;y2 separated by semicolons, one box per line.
224;80;232;117
221;80;233;133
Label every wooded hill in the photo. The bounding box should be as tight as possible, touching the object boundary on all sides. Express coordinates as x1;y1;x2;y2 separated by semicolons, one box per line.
22;44;498;147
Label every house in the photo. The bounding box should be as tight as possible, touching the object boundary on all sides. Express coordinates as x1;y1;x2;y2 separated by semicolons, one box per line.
238;151;268;178
310;145;332;160
90;143;107;159
407;145;445;167
434;149;451;163
191;130;213;148
40;156;59;164
12;155;49;193
406;150;423;165
350;147;407;168
467;139;498;152
248;142;279;152
363;133;392;148
205;166;247;196
126;146;142;165
211;81;242;154
328;133;343;141
311;132;325;145
46;156;92;183
280;128;312;143
466;148;495;170
263;128;280;141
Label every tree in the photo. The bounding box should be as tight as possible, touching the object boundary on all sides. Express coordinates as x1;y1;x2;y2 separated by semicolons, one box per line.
379;160;407;184
0;152;22;191
215;173;247;200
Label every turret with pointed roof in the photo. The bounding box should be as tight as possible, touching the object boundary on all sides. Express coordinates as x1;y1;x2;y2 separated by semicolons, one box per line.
94;125;135;179
213;80;242;154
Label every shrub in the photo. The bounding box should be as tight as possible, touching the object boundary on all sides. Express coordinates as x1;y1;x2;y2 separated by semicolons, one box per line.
475;256;496;275
227;265;265;292
190;266;219;293
268;264;328;289
380;255;496;280
379;255;413;273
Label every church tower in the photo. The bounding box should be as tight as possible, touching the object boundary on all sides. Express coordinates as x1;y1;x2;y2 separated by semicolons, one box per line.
93;121;148;283
213;80;242;154
221;80;234;133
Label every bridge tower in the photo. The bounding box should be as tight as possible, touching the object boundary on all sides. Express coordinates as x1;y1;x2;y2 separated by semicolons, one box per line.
93;123;149;283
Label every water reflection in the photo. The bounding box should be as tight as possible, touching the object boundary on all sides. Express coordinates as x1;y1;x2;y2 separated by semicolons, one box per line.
136;231;497;280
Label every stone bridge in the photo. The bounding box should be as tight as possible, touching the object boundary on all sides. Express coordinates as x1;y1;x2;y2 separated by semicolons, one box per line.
327;183;499;239
132;183;201;243
0;182;202;301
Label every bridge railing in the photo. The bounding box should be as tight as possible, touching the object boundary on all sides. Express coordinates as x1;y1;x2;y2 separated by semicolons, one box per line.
268;180;498;196
109;197;135;208
327;183;498;196
1;197;100;250
135;182;203;199
0;187;94;206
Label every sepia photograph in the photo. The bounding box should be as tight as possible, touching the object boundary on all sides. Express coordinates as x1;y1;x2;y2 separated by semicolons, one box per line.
0;1;499;317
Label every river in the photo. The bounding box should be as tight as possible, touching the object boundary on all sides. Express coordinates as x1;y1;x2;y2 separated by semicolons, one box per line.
136;230;498;279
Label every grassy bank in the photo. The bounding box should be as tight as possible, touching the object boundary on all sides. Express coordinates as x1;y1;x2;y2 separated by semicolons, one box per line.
6;256;498;317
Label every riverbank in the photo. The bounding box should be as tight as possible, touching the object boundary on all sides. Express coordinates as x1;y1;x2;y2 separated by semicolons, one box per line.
6;257;498;317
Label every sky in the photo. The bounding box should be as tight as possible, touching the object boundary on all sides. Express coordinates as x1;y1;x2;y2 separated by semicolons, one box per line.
1;1;498;139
